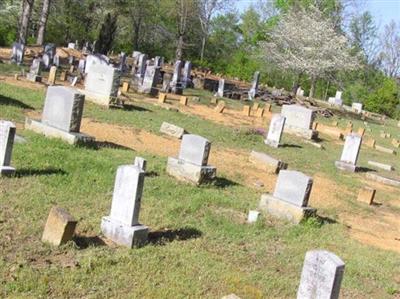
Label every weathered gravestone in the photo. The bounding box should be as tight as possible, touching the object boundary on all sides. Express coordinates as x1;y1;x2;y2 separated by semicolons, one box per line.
160;122;186;139
181;61;192;88
297;250;345;299
335;133;362;172
26;58;42;82
11;42;25;65
216;79;225;98
259;170;316;224
25;86;95;145
101;165;149;247
265;114;286;148
138;65;159;95
0;120;16;176
167;134;216;185
249;150;287;174
281;105;318;140
84;64;121;106
248;71;260;100
42;206;77;246
170;60;183;94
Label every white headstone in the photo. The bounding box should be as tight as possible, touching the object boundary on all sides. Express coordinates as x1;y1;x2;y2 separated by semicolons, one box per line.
281;105;314;130
248;71;260;100
85;54;109;74
138;65;159;94
0;121;16;167
134;157;147;171
179;134;211;166
182;61;192;88
11;42;25;65
352;102;363;114
109;165;145;226
273;170;313;207
339;133;362;165
297;250;345;299
216;79;225;97
247;210;260;223
265;114;286;148
335;91;342;100
85;64;121;100
68;42;75;49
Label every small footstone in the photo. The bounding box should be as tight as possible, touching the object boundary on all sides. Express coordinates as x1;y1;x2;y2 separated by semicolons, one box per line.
160;122;186;139
222;294;241;299
357;187;376;205
247;210;260;223
42;206;77;246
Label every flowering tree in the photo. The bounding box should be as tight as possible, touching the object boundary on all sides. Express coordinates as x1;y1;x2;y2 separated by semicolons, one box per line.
259;6;359;98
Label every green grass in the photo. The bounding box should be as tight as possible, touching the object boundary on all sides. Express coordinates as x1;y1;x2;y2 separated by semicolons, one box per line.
1;81;400;298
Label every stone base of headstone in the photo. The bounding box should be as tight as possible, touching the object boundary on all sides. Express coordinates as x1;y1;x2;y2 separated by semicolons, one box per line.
101;216;148;248
258;194;316;224
172;86;183;95
0;166;16;177
284;125;318;140
334;161;358;172
166;157;216;185
138;85;158;96
25;118;95;145
26;73;42;82
264;139;280;148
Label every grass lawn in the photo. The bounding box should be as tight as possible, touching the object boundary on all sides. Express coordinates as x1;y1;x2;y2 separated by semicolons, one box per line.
1;80;400;298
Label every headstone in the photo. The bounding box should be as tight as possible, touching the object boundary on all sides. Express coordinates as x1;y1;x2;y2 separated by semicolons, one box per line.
0;120;16;176
84;64;121;105
42;53;51;70
11;42;25;65
368;161;394;171
265;114;286;148
68;42;75;49
68;55;74;65
44;43;56;60
335;91;342;100
167;134;216;184
162;73;172;92
26;58;42;82
243;105;250;116
25;87;95;145
85;54;109;74
122;82;130;93
249;150;287;174
160;122;186;139
101;165;149;247
328;97;342;106
248;71;260;100
134;157;147;171
335;133;362;172
357;187;376;205
48;66;57;85
247;210;260;223
170;60;183;94
138;65;159;95
42;206;77;246
296;87;304;97
352;102;363;114
216;79;225;97
136;53;148;79
154;56;162;67
297;250;345;299
259;170;316;224
281;105;317;140
53;54;60;67
214;101;225;113
181;61;192;88
78;59;86;74
118;52;127;72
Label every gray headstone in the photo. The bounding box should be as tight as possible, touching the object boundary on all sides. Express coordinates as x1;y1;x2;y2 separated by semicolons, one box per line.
154;56;162;67
136;54;148;79
179;134;211;166
0;121;16;167
118;52;127;72
53;54;60;67
281;105;314;130
134;157;147;171
216;79;225;97
139;65;159;94
162;73;172;92
78;59;86;73
42;86;85;133
273;170;313;207
44;43;56;60
182;61;192;88
265;114;286;148
85;54;109;74
339;134;362;165
30;58;42;75
85;64;121;99
109;165;145;226
249;71;260;100
170;60;183;93
297;250;345;299
11;42;25;65
42;53;51;69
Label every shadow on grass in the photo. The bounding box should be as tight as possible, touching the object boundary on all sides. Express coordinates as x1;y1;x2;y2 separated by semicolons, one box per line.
148;227;202;246
315;215;337;225
358;167;377;173
123;103;152;112
281;144;302;149
145;171;159;177
212;177;239;188
74;235;107;249
0;94;35;109
95;141;133;151
15;167;67;177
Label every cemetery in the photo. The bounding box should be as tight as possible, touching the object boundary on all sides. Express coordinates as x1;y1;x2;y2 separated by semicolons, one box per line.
0;0;400;298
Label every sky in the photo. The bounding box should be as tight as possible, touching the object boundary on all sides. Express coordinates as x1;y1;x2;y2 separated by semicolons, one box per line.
233;0;400;30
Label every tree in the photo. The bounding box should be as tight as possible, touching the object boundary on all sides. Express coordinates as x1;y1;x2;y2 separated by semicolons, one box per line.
36;0;51;45
18;0;35;44
378;21;400;78
95;13;117;55
198;0;229;61
258;5;359;98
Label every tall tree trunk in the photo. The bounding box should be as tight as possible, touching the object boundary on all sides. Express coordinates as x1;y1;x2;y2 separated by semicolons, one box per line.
19;0;35;44
175;35;184;61
324;81;330;101
132;21;141;51
36;0;51;45
309;76;317;98
200;36;206;62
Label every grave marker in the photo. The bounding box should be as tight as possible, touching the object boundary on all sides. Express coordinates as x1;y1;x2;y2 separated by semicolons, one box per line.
182;61;192;88
281;105;317;140
42;206;77;246
265;114;285;148
216;79;225;97
0;121;16;176
248;71;260;100
11;42;25;65
26;58;42;82
335;133;362;172
48;66;57;85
